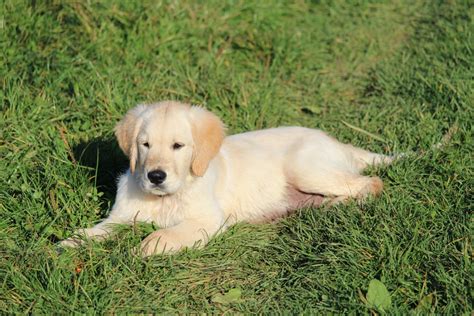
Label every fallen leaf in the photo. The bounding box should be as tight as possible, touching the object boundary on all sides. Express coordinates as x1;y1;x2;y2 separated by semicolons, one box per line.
416;293;434;311
211;288;242;305
366;279;391;312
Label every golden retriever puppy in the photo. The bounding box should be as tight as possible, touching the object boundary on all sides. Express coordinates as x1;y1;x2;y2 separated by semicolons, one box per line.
61;101;392;256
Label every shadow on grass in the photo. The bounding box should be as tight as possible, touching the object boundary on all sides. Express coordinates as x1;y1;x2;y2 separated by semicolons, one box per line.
72;136;128;213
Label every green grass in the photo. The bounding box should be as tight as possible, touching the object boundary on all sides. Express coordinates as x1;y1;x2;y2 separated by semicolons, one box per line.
1;0;472;313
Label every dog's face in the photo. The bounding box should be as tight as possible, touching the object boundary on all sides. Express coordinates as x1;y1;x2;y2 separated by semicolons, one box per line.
115;101;225;196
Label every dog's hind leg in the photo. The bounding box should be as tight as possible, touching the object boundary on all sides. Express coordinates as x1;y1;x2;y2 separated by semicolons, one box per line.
289;167;384;201
345;144;394;172
286;139;385;201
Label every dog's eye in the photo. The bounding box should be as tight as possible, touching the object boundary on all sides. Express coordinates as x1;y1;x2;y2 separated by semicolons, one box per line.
143;142;150;148
172;142;184;150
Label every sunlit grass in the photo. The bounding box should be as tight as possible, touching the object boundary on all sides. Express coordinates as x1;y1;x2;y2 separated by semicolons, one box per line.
1;0;471;313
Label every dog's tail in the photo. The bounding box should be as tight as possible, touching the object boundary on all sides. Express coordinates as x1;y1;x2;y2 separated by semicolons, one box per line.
349;123;458;170
389;123;458;161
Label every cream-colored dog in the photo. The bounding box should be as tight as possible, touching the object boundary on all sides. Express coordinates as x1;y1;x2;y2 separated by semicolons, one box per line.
61;101;392;256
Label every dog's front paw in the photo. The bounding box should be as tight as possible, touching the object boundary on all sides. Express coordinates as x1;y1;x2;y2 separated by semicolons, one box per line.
137;230;182;257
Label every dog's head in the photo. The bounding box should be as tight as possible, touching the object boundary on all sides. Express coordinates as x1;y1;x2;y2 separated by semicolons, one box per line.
115;101;225;196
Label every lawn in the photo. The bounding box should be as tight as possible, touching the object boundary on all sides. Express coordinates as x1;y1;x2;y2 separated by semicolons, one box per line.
1;0;472;313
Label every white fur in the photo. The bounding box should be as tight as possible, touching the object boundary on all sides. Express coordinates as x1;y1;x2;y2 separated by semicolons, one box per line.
60;101;391;256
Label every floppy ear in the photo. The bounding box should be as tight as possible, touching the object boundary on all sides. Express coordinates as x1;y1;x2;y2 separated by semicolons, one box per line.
190;106;226;177
114;105;147;173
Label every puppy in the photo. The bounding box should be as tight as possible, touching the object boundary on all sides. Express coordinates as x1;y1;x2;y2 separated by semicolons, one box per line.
61;101;392;256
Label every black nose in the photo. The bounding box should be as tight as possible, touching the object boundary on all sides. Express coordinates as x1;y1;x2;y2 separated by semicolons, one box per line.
148;170;167;185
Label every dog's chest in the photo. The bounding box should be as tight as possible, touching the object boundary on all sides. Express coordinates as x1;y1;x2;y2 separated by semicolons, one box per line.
141;196;184;228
